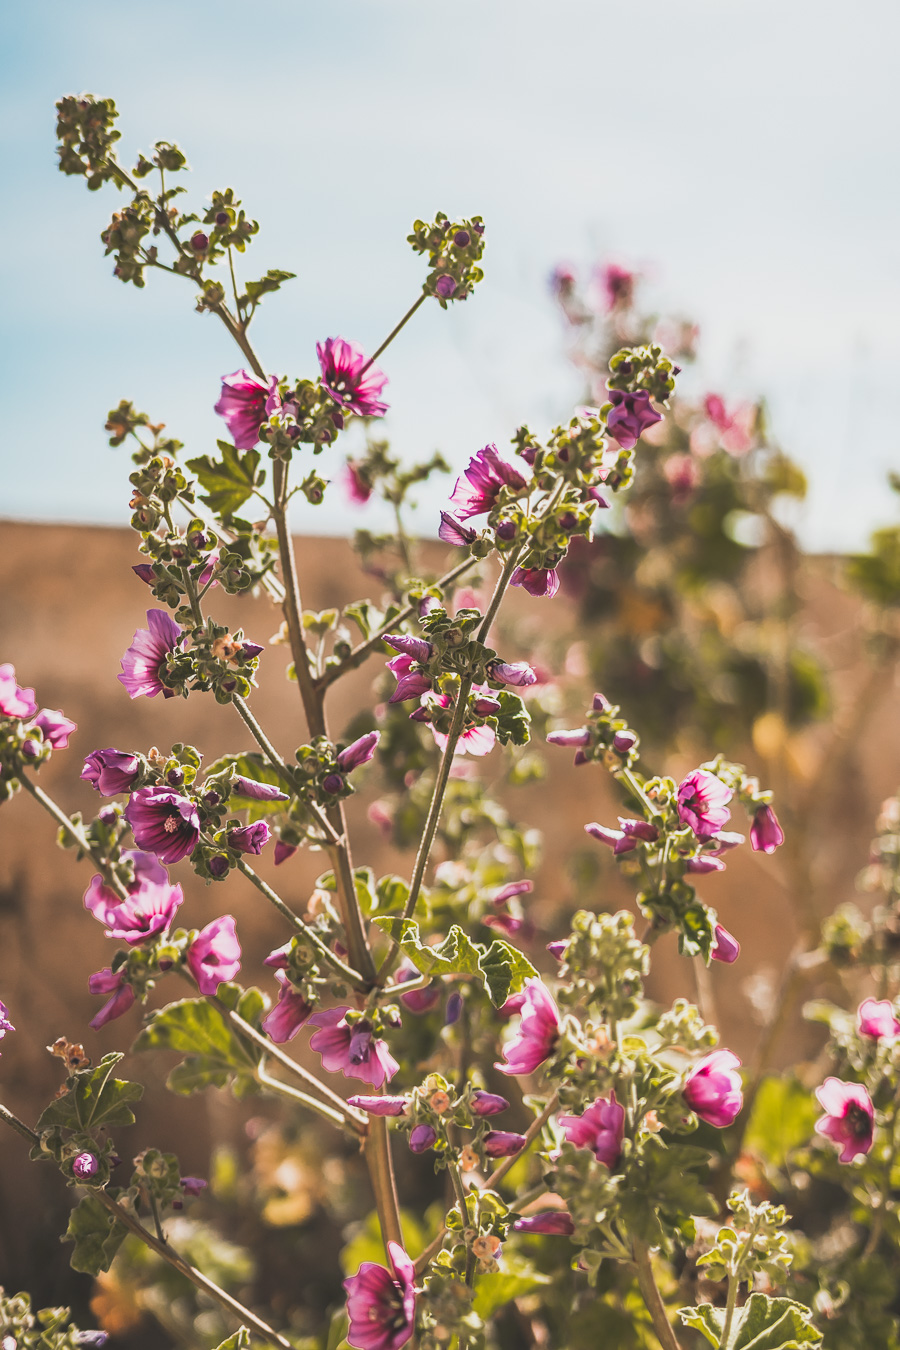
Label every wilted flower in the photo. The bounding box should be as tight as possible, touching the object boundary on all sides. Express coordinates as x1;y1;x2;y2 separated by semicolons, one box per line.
677;769;733;838
88;967;136;1029
317;337;389;418
124;786;200;864
814;1078;874;1162
448;444;528;520
308;1008;399;1087
227;821;271;855
512;1210;575;1236
260;971;313;1043
118;610;183;700
857;998;900;1042
186;915;242;995
31;708;77;748
496;978;560;1075
605;389;662;450
711;924;740;964
558;1092;625;1167
214;369;273;449
343;1241;416;1350
0;664;36;720
683;1050;743;1127
750;804;784;854
84;850;182;943
82;747;140;795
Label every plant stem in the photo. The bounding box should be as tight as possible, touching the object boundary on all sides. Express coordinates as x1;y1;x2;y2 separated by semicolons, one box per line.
255;1064;356;1133
18;776;130;900
483;1092;558;1191
361;292;428;372
0;1103;292;1350
632;1239;682;1350
364;1111;404;1248
720;1274;739;1350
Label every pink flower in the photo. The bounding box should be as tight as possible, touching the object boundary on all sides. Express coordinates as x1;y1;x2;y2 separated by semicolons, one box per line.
317;338;389;418
88;968;136;1029
683;1050;743;1127
347;1096;409;1116
496;978;560;1076
274;840;298;866
750;805;784;854
711;924;740;964
308;1007;399;1087
214;369;273;449
344;1241;416;1350
118;610;183;700
260;971;313;1043
84;850;183;944
510;567;560;599
231;777;289;802
438;511;477;546
227;821;271;855
0;664;36;720
430;720;496;759
344;460;374;504
663;452;699;505
387;653;433;703
704;394;755;454
448;444;529;520
677;770;733;838
814;1078;874;1162
547;726;590;748
558;1092;625;1168
82;748;140;795
338;731;381;772
31;708;77;748
471;1090;510;1116
72;1152;99;1180
484;1130;527;1157
488;660;537;687
0;999;15;1045
124;786;200;865
187;916;242;995
598;262;635;312
857;998;900;1042
384;633;434;664
605;389;662;450
513;1210;575;1236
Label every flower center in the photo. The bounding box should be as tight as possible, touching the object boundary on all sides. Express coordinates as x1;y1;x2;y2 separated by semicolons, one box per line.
164;815;179;833
846;1103;870;1137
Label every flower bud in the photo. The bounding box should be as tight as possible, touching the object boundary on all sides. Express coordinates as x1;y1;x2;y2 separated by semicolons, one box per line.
471;1090;509;1117
322;772;345;796
711;924;740;964
435;275;456;299
72;1152;99;1180
483;1130;526;1158
512;1211;575;1235
208;855;230;878
190;232;209;252
613;729;637;753
409;1124;438;1153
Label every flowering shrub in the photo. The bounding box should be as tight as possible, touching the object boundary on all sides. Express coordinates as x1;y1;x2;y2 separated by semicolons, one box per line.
3;93;900;1350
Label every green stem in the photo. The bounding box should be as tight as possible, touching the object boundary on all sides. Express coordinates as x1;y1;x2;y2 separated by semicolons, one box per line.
255;1063;357;1133
149;1192;167;1244
721;1276;739;1350
483;1092;558;1191
18;775;130;900
361;292;428;372
632;1238;682;1350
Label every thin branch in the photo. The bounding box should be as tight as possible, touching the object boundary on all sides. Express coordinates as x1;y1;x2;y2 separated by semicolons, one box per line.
18;776;130;901
361;292;428;373
632;1238;683;1350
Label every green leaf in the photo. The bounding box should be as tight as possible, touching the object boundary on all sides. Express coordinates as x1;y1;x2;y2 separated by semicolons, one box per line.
354;867;376;917
343;600;383;642
186;442;263;517
133;998;259;1097
743;1076;819;1171
207;752;289;822
373;874;410;915
472;1266;550;1318
492;690;531;747
679;1293;822;1348
36;1053;143;1132
64;1194;127;1275
213;1330;251;1350
374;917;482;979
243;269;296;303
478;939;537;1007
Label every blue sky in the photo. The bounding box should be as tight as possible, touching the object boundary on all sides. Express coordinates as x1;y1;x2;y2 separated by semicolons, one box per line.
1;0;898;550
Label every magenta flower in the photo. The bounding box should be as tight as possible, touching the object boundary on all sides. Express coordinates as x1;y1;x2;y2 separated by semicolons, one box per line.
180;1176;207;1197
274;840;298;866
84;850;183;944
438;511;477;546
488;660;537;687
344;1241;416;1350
31;708;77;748
547;726;590;748
686;855;726;874
471;1090;510;1117
711;924;740;964
599;262;635;311
0;999;14;1043
448;444;529;520
344;460;373;504
513;1210;575;1236
125;786;200;864
308;1007;399;1087
677;769;733;838
409;1124;438;1153
750;804;784;854
347;1096;409;1117
231;777;289;802
72;1152;99;1180
317;337;389;418
384;634;434;664
395;962;441;1014
558;1092;625;1168
0;664;36;720
82;748;141;795
427;692;497;758
585;822;625;849
510;567;560;599
260;971;313;1044
814;1078;874;1163
118;610;183;700
187;915;242;995
484;1130;526;1158
214;369;273;449
88;968;136;1029
857;998;900;1042
338;730;381;772
227;821;271;855
683;1050;743;1127
605;389;662;450
387;653;432;703
496;978;560;1076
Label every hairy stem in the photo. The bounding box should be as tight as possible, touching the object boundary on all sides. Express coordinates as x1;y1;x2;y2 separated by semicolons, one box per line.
19;775;130;900
362;292;428;372
255;1064;357;1133
482;1092;558;1191
632;1238;682;1350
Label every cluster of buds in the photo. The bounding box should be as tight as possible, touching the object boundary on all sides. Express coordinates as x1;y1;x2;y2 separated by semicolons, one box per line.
100;195;156;287
55;94;121;187
106;399;183;464
196;187;259;261
131;1148;206;1212
552;909;649;1023
128;454;194;530
348;1074;522;1170
290;729;380;808
408;212;486;306
547;691;640;769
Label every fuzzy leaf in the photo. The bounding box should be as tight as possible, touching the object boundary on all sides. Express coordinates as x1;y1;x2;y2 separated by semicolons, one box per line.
243;269;296;303
473;1266;550;1318
37;1053;143;1132
679;1293;822;1348
64;1194;128;1275
373;874;409;915
186;442;262;518
478;940;537;1007
132;997;259;1096
373;917;482;979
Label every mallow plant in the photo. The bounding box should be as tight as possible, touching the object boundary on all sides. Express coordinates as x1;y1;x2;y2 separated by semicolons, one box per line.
5;92;889;1350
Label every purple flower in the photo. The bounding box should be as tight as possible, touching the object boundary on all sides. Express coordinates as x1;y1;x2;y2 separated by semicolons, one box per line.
605;389;662;450
180;1176;207;1196
750;804;784;854
274;840;298;866
32;708;77;748
409;1124;438;1154
72;1152;99;1180
88;968;136;1029
513;1210;575;1236
708;831;745;854
260;971;313;1043
347;1096;409;1117
264;940;293;969
338;730;381;772
711;924;740;964
435;275;456;299
228;821;271;855
491;880;532;906
613;729;637;753
599;262;635;311
387;653;433;704
471;1090;510;1117
686;854;726;874
496;978;560;1076
683;1050;743;1127
483;1131;526;1158
857;998;900;1041
344;460;374;504
448;444;529;520
395;962;441;1014
814;1077;874;1163
546;727;590;747
510;567;560;599
187;915;242;995
317;337;389;418
619;818;659;844
0;999;15;1042
546;940;567;960
133;563;156;585
231;776;289;801
118;610;183;700
585;822;625;849
438;511;477;546
429;703;497;759
82;748;141;796
384;634;435;664
214;369;273;449
0;664;36;719
84;850;183;944
125;786;200;865
676;770;733;838
559;1092;625;1168
308;1007;399;1087
488;660;537;688
344;1241;416;1350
